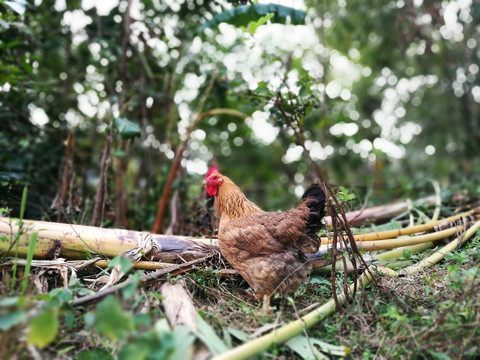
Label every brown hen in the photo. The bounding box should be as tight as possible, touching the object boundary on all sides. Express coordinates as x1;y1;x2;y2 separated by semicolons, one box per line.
203;168;326;310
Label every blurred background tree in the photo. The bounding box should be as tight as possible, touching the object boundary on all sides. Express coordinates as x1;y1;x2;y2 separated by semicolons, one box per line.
1;0;478;233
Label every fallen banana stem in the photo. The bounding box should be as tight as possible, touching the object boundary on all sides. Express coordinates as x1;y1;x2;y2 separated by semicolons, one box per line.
320;209;475;244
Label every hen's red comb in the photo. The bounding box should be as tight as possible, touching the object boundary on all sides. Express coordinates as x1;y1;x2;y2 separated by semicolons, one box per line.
205;167;219;179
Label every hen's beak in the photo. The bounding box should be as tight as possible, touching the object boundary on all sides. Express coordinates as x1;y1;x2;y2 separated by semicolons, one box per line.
202;180;208;186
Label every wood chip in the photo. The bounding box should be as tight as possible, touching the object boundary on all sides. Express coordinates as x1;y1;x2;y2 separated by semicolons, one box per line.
160;280;198;331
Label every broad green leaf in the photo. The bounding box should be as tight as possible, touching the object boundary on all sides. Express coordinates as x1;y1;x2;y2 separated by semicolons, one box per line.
0;310;27;330
114;118;141;139
171;326;196;359
94;296;134;341
27;308;59;348
197;4;306;32
195;314;229;355
227;327;250;342
285;335;349;359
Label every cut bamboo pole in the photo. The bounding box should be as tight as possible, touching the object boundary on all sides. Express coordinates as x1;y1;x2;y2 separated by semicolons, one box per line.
373;242;434;262
353;225;464;251
400;220;480;276
320;209;475;244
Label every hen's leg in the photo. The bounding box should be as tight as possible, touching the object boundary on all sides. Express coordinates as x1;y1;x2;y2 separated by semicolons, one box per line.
263;295;271;313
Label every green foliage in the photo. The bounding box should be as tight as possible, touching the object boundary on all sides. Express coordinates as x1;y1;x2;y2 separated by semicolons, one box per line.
240;13;274;35
114;118;142;140
26;307;59;348
93;295;134;341
195;313;229;355
21;231;38;295
0;309;27;330
285;335;349;359
78;348;114;360
197;4;306;32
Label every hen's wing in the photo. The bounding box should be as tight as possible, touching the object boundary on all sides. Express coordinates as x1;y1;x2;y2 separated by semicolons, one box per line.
219;206;316;256
218;209;314;297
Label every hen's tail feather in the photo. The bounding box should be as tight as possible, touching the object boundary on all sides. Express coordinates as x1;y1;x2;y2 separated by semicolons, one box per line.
301;184;326;235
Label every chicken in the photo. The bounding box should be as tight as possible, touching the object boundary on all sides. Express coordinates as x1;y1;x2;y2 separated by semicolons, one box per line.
203;168;326;310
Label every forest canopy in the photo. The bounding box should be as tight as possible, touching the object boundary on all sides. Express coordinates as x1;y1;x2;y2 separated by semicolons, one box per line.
1;0;479;231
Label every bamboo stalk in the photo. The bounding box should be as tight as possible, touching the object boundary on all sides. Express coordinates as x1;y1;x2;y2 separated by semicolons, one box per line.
353;225;464;251
400;220;480;276
320;209;475;244
370;188;441;263
373;242;434;262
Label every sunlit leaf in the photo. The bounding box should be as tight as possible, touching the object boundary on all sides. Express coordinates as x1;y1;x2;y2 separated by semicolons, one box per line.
241;13;274;35
198;4;306;32
27;308;59;348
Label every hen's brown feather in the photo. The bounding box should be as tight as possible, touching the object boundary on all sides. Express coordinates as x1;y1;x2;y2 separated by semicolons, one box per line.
204;171;326;307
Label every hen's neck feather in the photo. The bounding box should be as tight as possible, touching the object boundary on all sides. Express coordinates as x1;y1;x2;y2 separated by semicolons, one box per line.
216;177;262;219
